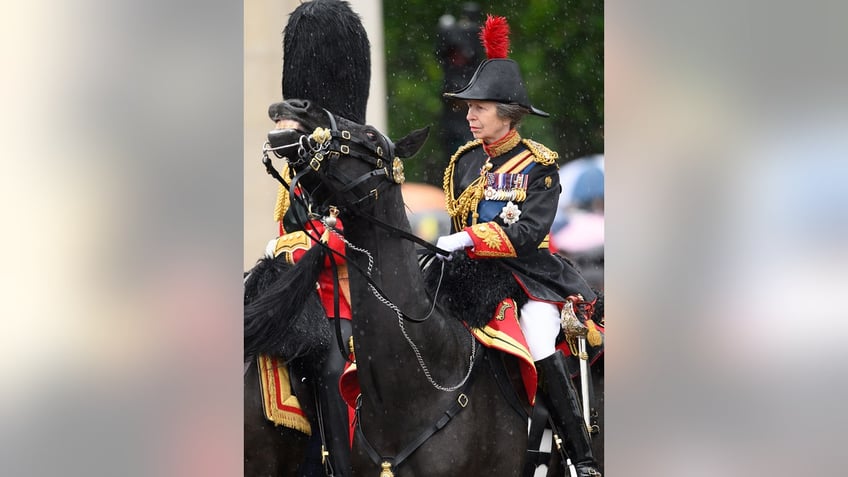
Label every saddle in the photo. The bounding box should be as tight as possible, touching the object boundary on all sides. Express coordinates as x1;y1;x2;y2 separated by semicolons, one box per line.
421;251;605;400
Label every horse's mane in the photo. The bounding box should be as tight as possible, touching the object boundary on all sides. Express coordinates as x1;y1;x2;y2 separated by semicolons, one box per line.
283;0;371;124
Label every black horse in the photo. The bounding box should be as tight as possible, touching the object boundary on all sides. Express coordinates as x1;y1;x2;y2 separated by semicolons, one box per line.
264;98;599;476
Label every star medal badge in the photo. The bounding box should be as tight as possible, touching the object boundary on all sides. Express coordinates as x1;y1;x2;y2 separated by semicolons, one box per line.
499;201;521;225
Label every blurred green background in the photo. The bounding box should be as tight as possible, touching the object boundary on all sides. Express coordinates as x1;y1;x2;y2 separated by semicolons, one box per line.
384;0;604;185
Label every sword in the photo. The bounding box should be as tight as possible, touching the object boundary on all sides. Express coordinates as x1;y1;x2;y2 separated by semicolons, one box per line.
578;336;591;433
561;296;593;436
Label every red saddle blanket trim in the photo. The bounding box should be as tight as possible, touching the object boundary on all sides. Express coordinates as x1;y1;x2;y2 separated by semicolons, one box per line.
338;298;538;408
257;354;312;434
470;298;538;405
339;360;359;410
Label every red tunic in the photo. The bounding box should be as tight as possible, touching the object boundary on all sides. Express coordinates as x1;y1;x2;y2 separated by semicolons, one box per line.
278;218;352;320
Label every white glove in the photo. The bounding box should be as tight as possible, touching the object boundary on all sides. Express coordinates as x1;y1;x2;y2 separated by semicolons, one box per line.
265;237;279;258
435;231;473;259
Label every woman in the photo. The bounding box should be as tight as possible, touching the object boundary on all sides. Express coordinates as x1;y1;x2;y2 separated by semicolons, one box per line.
437;15;602;477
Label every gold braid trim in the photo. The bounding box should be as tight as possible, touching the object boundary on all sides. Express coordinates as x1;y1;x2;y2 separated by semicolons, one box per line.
272;164;294;222
483;129;521;157
522;139;559;166
257;354;312;434
443;139;484;230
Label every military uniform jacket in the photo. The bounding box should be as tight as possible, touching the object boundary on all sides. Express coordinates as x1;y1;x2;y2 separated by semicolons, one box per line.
443;130;596;305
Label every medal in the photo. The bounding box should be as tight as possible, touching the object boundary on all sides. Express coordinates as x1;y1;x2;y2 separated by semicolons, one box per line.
499;201;521;225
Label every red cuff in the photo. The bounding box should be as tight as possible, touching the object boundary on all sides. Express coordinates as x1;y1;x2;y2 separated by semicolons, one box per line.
464;222;517;258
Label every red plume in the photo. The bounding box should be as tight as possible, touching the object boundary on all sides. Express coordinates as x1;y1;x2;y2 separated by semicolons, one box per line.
480;14;510;59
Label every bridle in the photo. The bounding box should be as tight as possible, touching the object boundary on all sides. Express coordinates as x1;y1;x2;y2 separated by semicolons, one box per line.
265;109;405;214
261;108;451;325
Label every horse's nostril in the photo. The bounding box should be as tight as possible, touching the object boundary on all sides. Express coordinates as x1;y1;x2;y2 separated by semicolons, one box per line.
289;99;310;110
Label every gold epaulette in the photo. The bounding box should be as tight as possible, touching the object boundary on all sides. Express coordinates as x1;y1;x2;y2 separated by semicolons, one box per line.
522;139;559;167
271;231;312;264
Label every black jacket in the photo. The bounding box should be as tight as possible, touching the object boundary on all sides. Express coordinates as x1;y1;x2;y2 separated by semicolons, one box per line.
443;131;596;305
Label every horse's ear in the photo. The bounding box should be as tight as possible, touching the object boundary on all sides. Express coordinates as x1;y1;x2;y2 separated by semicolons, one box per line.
394;126;430;158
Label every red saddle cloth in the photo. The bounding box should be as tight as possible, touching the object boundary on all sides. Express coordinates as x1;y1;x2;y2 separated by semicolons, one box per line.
339;298;539;408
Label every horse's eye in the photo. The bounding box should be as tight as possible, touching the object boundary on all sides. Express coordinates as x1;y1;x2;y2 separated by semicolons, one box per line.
366;132;376;140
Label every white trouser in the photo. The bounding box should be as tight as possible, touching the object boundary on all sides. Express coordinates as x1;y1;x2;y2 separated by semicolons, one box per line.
519;299;561;361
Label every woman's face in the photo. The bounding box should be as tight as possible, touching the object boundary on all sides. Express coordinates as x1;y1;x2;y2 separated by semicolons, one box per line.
466;100;510;144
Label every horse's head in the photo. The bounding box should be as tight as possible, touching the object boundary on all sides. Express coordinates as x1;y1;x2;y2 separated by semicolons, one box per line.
265;99;429;215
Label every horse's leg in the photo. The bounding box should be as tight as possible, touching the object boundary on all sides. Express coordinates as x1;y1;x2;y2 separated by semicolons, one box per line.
314;319;354;477
289;361;322;476
244;361;309;477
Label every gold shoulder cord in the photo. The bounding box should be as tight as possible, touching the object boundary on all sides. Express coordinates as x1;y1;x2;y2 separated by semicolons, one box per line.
443;139;485;230
273;164;294;222
522;139;559;167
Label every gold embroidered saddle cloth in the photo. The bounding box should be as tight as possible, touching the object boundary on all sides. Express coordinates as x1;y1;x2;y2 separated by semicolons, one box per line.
256;354;311;434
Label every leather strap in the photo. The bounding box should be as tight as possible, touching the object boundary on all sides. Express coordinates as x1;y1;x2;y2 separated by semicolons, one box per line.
313;392;337;476
354;351;482;473
523;398;552;477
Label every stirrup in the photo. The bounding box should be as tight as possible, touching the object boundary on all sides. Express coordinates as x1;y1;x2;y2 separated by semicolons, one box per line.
574;466;602;477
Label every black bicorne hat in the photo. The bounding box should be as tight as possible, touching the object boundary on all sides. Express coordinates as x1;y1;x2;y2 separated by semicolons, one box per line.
443;15;549;117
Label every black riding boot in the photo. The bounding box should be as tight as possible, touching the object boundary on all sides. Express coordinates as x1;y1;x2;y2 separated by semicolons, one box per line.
536;352;602;477
315;319;353;477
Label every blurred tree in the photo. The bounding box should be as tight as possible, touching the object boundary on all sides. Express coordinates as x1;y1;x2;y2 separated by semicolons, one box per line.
435;3;485;161
384;0;603;186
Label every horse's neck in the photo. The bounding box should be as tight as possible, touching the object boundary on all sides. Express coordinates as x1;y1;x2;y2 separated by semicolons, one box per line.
344;188;469;402
344;188;428;315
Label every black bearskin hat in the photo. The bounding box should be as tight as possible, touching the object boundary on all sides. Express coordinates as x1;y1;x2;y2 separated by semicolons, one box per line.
283;0;371;124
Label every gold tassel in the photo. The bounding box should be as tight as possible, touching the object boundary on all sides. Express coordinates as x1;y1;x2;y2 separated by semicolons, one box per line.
273;164;293;222
585;319;603;347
